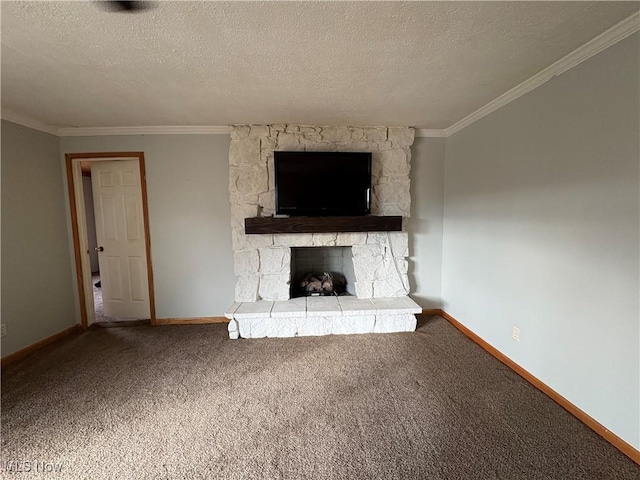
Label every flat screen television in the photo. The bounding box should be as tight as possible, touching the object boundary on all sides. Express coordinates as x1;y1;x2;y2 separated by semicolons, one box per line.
274;151;372;216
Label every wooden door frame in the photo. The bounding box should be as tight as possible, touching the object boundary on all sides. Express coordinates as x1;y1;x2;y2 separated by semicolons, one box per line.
65;152;157;328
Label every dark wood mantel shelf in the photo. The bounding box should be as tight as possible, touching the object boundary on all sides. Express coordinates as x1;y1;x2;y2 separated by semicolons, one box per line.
244;216;402;234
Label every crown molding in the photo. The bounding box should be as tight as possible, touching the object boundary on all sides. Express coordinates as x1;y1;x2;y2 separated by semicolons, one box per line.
57;125;231;136
3;11;637;139
0;112;231;137
414;129;447;138
445;11;640;136
1;109;59;136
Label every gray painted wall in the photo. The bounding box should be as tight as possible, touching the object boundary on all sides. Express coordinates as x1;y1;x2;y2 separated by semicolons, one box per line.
409;137;445;309
442;34;639;449
1;120;77;356
59;134;445;317
59;135;234;319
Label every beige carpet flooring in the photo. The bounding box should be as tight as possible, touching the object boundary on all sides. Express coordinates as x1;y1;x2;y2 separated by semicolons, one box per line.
1;315;638;479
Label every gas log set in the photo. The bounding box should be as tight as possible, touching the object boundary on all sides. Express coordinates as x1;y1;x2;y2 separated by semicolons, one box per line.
299;272;345;296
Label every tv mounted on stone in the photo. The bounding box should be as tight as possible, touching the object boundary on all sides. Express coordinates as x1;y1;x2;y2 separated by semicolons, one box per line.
274;151;372;217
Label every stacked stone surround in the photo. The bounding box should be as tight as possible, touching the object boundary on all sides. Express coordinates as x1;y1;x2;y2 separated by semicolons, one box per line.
229;124;415;302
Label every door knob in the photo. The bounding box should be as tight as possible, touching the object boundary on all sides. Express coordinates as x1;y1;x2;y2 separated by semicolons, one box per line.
95;246;104;252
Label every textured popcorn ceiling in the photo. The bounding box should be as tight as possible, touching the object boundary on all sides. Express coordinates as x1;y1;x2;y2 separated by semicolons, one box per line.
1;1;637;129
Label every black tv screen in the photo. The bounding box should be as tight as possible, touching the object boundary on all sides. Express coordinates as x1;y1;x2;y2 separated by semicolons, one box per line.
274;151;372;216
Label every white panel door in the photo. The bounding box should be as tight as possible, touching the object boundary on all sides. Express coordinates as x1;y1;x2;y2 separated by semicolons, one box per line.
91;160;150;319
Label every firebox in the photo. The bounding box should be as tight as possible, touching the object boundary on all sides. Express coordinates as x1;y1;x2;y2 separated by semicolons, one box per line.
290;247;356;298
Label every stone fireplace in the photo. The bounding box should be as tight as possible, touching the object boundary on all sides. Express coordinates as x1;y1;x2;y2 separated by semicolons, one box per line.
225;124;420;339
229;124;414;303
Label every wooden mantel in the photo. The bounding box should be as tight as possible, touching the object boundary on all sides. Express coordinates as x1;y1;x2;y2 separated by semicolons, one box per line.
244;216;402;234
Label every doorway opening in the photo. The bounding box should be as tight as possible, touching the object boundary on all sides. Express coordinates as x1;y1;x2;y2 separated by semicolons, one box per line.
66;152;156;328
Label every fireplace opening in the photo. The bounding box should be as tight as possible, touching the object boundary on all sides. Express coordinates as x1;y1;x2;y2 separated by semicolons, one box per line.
290;247;356;298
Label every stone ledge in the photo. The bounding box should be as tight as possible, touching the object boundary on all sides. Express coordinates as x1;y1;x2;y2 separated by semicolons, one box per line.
224;295;421;339
228;313;417;339
225;295;421;319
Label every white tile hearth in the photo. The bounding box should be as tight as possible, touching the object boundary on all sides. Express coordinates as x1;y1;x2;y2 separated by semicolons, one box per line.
225;302;241;318
337;296;377;315
306;296;341;317
234;301;274;318
370;297;414;314
271;297;307;317
224;295;421;339
401;296;422;311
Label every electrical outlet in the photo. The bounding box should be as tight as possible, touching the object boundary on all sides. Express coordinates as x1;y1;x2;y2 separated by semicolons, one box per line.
512;326;520;342
1;324;7;338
